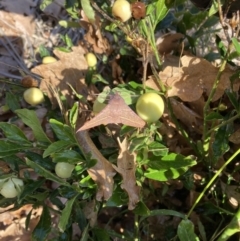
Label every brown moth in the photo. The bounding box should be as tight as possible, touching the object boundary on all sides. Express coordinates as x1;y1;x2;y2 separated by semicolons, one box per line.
79;93;145;130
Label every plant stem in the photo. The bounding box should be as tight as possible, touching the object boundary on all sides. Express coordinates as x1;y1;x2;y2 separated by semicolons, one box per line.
167;98;200;156
187;148;240;218
216;207;240;241
202;46;230;159
206;112;240;136
134;214;139;241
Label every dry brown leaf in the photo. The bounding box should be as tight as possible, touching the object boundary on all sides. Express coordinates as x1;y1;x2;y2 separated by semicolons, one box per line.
0;161;10;174
0;204;42;241
0;37;24;77
83;200;98;227
76;129;116;201
160;55;240;102
229;128;240;144
112;138;140;210
221;182;240;209
111;56;123;82
42;0;65;18
31;46;88;108
187;96;205;117
79;93;145;130
170;98;203;133
0;0;36;36
79;11;111;55
156;32;184;55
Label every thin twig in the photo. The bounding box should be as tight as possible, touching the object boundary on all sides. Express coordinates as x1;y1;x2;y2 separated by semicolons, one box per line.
91;1;126;33
217;0;231;43
187;148;240;218
0;31;41;81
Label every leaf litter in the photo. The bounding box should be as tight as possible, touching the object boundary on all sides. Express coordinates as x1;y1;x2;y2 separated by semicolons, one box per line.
1;1;240;240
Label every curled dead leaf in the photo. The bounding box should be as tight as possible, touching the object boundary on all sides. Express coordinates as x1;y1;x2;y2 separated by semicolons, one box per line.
156;32;184;55
83;200;98;227
79;10;111;55
169;98;203;133
76;129;116;201
159;55;240;102
112;138;140;210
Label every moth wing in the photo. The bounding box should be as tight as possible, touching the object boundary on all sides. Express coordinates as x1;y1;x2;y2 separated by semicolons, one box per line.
110;94;145;128
118;106;145;128
79;106;113;130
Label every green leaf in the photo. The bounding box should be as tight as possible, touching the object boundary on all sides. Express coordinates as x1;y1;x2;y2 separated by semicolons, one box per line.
112;87;138;105
15;109;51;143
144;167;189;181
148;141;169;156
148;153;197;170
198;219;207;241
39;45;51;58
92;74;108;85
5;92;21;111
217;207;240;241
106;185;128;207
232;37;240;54
65;0;80;19
67;83;84;100
32;205;51;241
69;102;79;129
0;140;24;157
0;122;30;144
212;120;233;162
155;0;168;27
92;227;111;241
55;46;72;53
208;0;220;16
25;158;71;187
225;89;239;110
18;179;46;202
26;152;55;170
73;202;88;230
80;223;90;241
43;140;72;158
216;35;227;57
228;51;240;61
52;149;84;164
133;201;150;216
40;0;54;10
28;192;49;202
145;154;197;181
81;0;95;22
205;112;223;121
140;209;185;224
58;195;78;232
146;0;168;29
25;208;33;230
177;219;200;241
2;155;25;171
49;119;76;143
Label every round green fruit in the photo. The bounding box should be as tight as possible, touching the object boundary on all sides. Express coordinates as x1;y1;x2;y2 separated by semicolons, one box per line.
55;162;75;179
23;87;45;106
42;56;57;64
0;178;24;198
85;53;97;67
112;0;132;22
93;99;107;114
136;92;164;123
